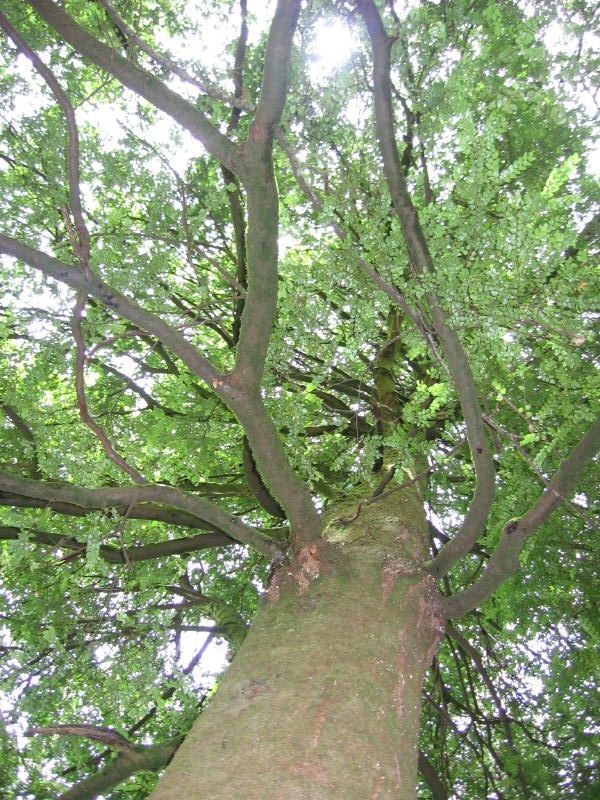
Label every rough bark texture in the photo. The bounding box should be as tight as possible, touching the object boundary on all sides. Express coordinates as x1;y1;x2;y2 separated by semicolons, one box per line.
149;487;444;799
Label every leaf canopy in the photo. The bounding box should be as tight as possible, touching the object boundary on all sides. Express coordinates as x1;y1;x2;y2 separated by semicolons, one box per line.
0;0;599;797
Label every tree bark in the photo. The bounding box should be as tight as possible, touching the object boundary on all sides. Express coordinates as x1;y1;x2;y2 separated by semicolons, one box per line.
149;486;444;799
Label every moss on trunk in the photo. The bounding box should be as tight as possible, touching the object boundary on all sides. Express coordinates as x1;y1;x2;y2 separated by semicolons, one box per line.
149;486;443;800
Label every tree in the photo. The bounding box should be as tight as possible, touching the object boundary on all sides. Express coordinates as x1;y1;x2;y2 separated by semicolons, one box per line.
0;0;598;797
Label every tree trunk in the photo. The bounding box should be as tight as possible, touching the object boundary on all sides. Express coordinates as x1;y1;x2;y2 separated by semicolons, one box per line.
149;485;444;800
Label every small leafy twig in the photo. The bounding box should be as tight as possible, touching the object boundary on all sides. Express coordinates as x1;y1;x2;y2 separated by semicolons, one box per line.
483;414;591;522
1;9;148;485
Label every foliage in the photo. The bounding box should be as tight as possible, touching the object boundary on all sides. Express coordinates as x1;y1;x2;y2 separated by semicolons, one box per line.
0;0;599;798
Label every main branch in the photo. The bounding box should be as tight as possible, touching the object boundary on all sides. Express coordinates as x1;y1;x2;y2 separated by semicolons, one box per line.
356;0;496;577
0;471;283;558
232;0;301;389
3;0;320;548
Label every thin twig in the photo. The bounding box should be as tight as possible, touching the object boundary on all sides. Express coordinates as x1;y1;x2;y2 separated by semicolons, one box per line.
483;414;594;522
71;293;147;483
97;0;254;112
276;129;444;360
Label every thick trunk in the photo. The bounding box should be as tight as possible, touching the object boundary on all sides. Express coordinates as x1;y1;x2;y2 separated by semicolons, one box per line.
149;486;444;799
